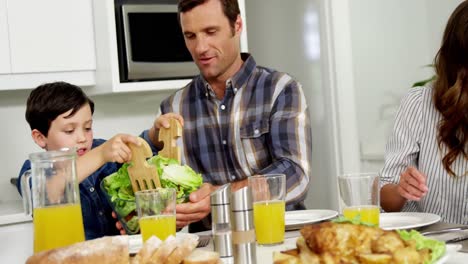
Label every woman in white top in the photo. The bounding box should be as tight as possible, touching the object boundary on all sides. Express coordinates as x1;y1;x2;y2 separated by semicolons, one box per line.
380;1;467;225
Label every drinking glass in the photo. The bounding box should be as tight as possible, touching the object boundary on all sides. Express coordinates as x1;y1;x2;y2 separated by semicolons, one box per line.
248;174;286;246
338;172;380;226
135;188;176;242
21;148;85;253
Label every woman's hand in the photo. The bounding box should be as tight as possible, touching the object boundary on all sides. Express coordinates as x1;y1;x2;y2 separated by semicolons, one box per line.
397;167;428;201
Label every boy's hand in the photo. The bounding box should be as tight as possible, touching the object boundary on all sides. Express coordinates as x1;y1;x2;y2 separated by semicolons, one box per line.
102;134;140;163
112;211;127;235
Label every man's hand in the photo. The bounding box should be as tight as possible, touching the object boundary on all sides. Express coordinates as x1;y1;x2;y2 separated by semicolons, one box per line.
175;183;216;228
101;134;140;163
154;113;184;129
149;113;184;149
397;167;428;201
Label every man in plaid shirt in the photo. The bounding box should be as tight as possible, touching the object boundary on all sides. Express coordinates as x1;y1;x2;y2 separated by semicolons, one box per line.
144;0;312;231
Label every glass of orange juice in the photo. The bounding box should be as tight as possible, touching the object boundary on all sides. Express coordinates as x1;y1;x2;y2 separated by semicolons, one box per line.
338;173;380;226
135;188;176;242
248;174;286;246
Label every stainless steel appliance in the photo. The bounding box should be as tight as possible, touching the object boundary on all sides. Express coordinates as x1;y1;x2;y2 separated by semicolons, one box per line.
117;2;198;82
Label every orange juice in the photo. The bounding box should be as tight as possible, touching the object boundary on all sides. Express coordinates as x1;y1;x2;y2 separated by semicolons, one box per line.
253;200;285;245
139;215;176;241
343;205;380;226
33;203;85;253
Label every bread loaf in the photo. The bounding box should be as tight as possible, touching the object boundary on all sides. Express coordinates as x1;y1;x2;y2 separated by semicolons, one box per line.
132;236;163;264
166;234;198;264
26;234;218;264
183;249;221;264
26;236;129;264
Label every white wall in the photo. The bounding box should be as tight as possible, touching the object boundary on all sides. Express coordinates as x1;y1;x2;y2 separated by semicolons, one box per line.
246;0;342;210
348;0;463;172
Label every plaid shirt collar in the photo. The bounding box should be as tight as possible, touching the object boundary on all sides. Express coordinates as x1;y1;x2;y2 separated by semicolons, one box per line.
201;53;256;99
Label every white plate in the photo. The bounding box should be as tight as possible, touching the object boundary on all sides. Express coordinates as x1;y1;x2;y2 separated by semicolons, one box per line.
128;233;199;254
380;212;441;230
285;209;338;230
436;244;462;264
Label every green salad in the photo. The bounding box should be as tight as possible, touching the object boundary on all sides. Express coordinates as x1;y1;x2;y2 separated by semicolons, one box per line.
101;154;203;233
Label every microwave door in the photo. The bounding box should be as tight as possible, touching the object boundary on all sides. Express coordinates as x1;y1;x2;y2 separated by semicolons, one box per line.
122;4;198;81
128;61;199;80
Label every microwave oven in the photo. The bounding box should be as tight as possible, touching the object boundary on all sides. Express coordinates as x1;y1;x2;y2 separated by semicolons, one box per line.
117;3;199;82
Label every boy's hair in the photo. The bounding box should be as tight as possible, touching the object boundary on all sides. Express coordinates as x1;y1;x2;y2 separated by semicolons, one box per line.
25;82;95;137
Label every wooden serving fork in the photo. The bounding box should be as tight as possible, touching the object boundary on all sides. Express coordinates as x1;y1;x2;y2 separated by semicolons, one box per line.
158;118;182;164
128;137;161;192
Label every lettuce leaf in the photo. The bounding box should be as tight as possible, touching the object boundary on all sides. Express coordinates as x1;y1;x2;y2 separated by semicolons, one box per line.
331;215;376;227
397;230;446;264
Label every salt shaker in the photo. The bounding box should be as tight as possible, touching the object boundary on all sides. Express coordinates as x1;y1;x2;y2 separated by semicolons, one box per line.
231;186;256;264
211;183;234;263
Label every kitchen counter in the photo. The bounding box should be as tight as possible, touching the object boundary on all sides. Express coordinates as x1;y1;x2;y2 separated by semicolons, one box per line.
0;199;32;225
0;222;33;263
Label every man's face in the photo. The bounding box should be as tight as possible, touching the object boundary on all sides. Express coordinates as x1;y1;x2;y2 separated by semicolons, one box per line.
180;0;242;82
41;104;94;156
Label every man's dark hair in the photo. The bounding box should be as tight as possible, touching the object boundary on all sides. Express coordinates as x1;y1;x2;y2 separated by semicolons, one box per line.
178;0;240;33
25;81;95;137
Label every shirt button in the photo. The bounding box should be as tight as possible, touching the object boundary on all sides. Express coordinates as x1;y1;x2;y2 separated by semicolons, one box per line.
99;211;104;216
221;105;226;110
234;88;238;92
222;140;227;145
254;129;260;135
231;175;236;180
89;187;95;192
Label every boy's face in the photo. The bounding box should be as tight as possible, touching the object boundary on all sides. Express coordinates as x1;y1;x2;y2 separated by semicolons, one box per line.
32;104;94;156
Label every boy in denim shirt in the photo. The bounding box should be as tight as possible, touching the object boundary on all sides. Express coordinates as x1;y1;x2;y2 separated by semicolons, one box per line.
17;81;148;239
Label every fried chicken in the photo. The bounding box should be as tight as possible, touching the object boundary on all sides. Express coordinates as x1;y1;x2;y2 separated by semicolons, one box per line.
274;222;428;264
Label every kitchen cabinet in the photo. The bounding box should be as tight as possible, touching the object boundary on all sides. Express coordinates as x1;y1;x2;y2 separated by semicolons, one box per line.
0;0;96;90
0;0;10;74
90;0;248;94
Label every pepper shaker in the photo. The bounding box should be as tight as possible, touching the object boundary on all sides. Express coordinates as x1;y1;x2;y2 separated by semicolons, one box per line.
211;183;234;263
231;186;256;264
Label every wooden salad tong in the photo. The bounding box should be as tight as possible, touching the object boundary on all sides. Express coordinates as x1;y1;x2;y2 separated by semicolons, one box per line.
158;118;182;164
128;137;161;192
127;118;182;193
